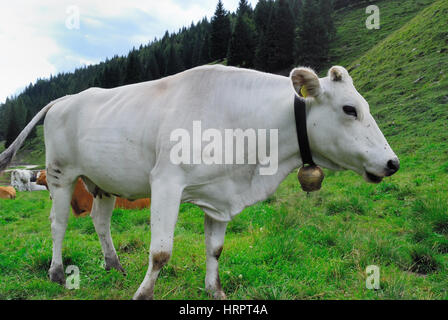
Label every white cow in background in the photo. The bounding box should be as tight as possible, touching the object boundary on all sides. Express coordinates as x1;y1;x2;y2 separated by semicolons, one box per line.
30;182;47;191
10;169;34;192
0;65;399;300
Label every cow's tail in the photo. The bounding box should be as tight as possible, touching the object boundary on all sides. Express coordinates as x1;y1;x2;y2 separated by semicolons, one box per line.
0;95;70;173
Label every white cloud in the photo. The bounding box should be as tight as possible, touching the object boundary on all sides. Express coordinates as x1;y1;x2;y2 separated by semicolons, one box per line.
0;0;258;103
0;3;60;102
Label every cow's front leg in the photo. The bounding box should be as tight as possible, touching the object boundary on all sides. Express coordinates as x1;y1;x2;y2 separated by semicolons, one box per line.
133;180;182;300
204;215;228;300
91;195;125;273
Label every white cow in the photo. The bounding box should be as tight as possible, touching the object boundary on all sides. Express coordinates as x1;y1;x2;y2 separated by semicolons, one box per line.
10;169;34;192
30;182;48;191
0;65;399;299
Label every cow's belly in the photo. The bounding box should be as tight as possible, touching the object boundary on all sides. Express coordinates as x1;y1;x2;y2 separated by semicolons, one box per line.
82;168;152;199
77;126;155;199
79;163;153;199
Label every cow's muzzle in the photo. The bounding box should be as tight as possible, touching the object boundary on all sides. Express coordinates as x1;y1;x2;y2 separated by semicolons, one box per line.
385;158;400;177
365;157;400;184
365;171;383;184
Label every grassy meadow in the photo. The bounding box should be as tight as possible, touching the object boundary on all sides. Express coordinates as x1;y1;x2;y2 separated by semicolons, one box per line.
0;0;447;300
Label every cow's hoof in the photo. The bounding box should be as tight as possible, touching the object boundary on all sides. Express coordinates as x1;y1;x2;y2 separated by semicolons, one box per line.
49;264;65;285
213;291;227;300
132;292;154;300
105;257;127;275
206;288;227;300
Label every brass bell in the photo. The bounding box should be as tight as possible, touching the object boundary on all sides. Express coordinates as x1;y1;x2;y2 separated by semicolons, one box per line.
298;165;324;192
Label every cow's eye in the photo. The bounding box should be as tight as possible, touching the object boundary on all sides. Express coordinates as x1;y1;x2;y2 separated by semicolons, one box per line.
343;105;357;118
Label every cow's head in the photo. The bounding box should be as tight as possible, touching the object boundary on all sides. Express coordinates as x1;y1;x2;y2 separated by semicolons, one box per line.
290;66;399;183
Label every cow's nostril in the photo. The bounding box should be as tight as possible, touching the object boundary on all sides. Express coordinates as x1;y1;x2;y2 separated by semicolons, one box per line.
386;159;400;175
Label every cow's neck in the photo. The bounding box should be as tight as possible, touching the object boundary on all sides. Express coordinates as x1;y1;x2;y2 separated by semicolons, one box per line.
276;96;304;172
230;91;304;217
252;85;307;177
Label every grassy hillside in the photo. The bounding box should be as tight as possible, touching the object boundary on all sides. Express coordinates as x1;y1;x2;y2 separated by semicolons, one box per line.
328;0;436;70
0;0;447;300
350;0;448;147
14;126;46;166
0;126;45;167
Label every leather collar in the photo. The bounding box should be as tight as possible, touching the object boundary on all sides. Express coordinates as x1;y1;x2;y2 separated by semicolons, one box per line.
294;95;315;166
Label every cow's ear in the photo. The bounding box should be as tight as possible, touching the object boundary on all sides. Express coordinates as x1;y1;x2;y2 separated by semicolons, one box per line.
290;67;321;98
329;66;350;82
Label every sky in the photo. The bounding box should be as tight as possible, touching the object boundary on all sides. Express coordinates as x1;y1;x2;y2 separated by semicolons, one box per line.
0;0;258;104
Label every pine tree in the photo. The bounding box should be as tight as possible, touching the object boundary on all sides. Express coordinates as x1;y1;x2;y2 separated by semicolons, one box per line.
275;0;295;69
165;42;183;76
254;31;269;71
191;18;212;66
124;49;142;85
142;62;153;82
227;0;256;68
154;44;167;77
25;108;36;138
254;0;274;36
288;0;303;22
297;0;334;70
263;0;295;72
199;34;211;65
5;107;20;148
147;51;161;79
192;34;202;67
236;0;252;17
254;0;275;71
102;65;120;88
210;0;231;61
320;0;335;41
0;102;9;141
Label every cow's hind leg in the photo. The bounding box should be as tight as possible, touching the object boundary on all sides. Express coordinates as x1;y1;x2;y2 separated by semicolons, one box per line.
91;195;125;273
48;177;76;285
204;215;228;299
133;179;183;300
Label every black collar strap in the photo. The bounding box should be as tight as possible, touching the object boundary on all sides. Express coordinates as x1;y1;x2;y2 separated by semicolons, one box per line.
294;95;316;166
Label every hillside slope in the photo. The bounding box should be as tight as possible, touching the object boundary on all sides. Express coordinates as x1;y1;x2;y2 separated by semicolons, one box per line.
350;0;448;162
328;0;436;70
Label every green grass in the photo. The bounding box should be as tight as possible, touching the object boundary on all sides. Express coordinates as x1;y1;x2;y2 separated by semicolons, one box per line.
0;0;447;300
1;165;447;299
